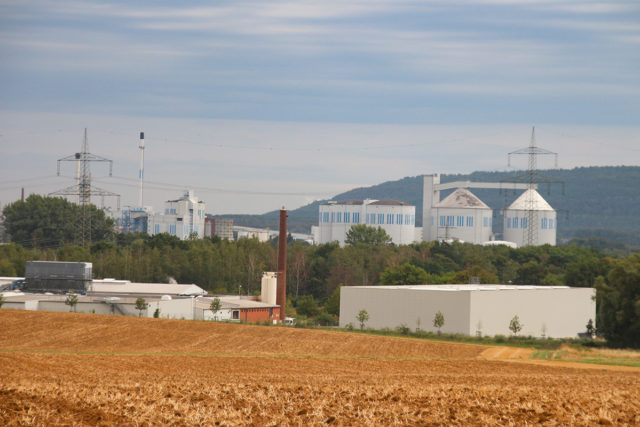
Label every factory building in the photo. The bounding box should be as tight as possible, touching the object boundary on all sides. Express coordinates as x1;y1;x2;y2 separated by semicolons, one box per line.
204;217;234;240
503;189;557;247
147;190;206;240
431;188;493;243
340;285;594;338
317;199;416;246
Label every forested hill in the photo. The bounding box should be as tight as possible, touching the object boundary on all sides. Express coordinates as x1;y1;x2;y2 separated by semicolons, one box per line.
216;166;640;245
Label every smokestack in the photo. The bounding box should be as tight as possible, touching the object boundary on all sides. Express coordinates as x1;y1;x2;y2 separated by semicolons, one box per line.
276;207;287;322
138;131;145;209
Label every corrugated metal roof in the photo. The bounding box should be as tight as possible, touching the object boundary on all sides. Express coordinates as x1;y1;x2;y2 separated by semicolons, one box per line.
507;189;554;211
435;188;490;209
196;296;279;309
90;280;206;295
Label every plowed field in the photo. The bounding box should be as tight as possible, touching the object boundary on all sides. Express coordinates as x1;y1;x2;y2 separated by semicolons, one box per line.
1;310;639;425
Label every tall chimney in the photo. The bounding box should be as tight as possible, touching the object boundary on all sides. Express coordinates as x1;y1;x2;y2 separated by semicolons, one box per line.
276;207;287;322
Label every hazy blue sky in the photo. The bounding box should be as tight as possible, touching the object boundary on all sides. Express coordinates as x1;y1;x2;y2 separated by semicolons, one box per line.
1;0;639;215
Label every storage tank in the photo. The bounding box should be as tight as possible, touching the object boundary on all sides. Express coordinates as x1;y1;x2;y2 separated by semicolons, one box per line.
503;189;557;247
260;272;277;305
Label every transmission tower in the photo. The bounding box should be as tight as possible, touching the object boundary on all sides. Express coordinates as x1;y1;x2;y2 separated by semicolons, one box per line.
49;128;120;247
508;127;558;246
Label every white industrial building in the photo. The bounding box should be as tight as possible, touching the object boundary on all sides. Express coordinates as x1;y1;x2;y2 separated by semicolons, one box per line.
422;174;557;247
340;285;594;338
147;190;206;240
432;188;493;243
317;199;417;246
503;189;557;247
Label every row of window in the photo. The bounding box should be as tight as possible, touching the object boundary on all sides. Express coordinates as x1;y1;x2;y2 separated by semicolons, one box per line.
320;211;413;225
506;217;555;230
439;215;478;228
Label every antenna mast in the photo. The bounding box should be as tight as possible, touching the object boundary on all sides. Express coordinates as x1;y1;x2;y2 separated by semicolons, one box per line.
508;126;558;246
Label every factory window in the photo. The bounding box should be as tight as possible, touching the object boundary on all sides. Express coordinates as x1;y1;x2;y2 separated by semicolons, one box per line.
440;216;445;227
549;218;554;229
521;217;528;229
184;225;189;235
483;217;488;227
232;310;240;320
406;214;410;225
377;214;384;224
507;218;511;228
456;216;463;227
344;212;350;223
324;212;329;223
154;224;160;234
466;216;473;227
541;218;548;229
169;224;176;235
447;215;454;226
397;214;402;225
385;213;392;224
353;212;359;223
369;214;374;224
337;212;342;223
331;212;335;223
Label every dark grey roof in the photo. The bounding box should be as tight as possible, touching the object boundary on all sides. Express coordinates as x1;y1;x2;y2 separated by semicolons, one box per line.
369;200;412;206
334;200;364;205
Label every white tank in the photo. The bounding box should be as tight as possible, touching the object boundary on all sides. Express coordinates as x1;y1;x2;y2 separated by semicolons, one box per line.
503;189;556;247
261;272;278;305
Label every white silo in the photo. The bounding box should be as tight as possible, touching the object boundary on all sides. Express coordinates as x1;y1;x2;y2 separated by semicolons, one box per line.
432;188;493;244
261;272;278;305
503;189;556;247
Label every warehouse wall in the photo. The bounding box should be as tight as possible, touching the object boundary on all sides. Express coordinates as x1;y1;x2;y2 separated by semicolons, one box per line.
469;287;595;338
340;287;471;334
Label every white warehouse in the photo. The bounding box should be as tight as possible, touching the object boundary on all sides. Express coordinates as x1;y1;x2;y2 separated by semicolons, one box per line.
317;199;416;246
340;285;595;338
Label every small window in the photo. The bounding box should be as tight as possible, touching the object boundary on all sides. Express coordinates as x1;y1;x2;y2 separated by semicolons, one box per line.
232;311;240;320
378;213;384;224
466;216;473;227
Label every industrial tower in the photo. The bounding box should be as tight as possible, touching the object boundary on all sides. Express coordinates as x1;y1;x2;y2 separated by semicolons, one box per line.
508;127;558;246
49;128;120;246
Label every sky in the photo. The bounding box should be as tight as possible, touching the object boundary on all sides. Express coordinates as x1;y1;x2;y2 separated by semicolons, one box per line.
1;0;639;215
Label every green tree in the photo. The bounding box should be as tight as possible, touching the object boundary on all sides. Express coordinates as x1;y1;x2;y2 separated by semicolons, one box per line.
586;319;595;337
65;292;78;312
296;295;320;317
509;315;523;336
2;195;114;248
324;286;341;316
596;254;640;348
433;310;444;334
345;225;391;246
135;297;148;317
380;263;428;285
210;297;222;321
356;309;370;330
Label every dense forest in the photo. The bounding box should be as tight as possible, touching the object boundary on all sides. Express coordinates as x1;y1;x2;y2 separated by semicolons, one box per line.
219;166;640;245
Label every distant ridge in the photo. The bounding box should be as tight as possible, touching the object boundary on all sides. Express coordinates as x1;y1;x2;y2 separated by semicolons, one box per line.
215;166;640;245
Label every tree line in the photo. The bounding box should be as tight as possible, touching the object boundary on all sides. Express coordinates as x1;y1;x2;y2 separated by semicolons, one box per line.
1;196;638;347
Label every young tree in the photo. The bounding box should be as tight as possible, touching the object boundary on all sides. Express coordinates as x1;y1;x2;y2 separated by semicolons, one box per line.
135;297;148;317
65;292;78;312
210;297;221;321
509;315;523;336
345;225;391;246
356;309;370;330
433;310;445;335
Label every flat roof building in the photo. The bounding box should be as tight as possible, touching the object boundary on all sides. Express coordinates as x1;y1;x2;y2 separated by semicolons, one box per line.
340;284;594;338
